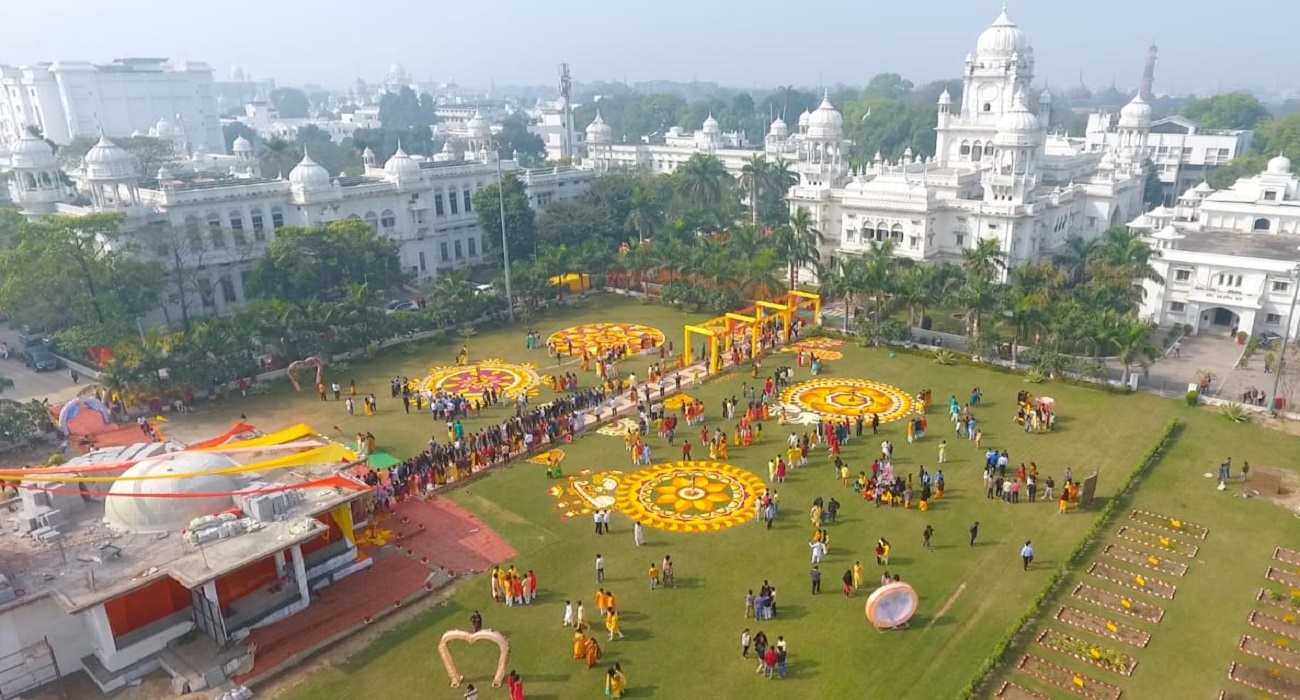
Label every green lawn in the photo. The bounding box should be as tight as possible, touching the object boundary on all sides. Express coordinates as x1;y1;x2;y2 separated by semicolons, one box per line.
202;294;1296;700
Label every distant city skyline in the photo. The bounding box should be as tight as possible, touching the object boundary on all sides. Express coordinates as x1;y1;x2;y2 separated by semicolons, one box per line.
5;0;1297;97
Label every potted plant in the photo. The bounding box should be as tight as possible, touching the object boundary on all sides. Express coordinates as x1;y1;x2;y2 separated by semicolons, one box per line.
1237;331;1248;344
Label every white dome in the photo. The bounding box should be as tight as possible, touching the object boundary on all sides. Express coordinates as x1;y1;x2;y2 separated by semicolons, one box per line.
232;135;252;152
976;8;1032;58
362;146;375;159
103;452;240;534
798;110;811;129
83;135;138;180
768;117;789;138
996;90;1040;138
585;112;613;144
1194;181;1214;194
1267;154;1292;174
383;144;422;180
466;110;490;140
1118;94;1152;128
1099;150;1117;170
806;95;843;140
288;150;330;189
8;132;55;169
702;113;720;134
937;89;952;105
153;117;178;139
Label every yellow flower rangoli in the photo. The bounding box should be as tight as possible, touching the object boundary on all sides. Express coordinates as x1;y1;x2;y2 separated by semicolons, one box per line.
781;378;914;423
616;461;766;533
547;323;666;356
415;359;540;401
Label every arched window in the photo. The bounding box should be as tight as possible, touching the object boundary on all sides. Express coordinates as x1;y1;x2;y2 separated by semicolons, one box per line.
185;215;203;250
860;226;873;243
891;224;904;242
984;142;995;157
1253;218;1271;231
971;141;983;161
877;222;889;242
37;172;52;188
270;206;284;230
983;103;992;112
229;209;246;246
959;141;971;157
380;209;396;230
207;212;225;248
250;207;265;241
20;172;36;190
347;213;361;220
364;211;379;230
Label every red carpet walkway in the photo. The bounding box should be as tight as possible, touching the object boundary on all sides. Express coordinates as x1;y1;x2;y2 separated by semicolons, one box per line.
389;497;518;576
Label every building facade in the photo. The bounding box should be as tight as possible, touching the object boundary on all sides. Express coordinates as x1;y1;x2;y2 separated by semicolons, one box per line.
1133;155;1300;340
0;58;221;150
1086;113;1253;205
785;7;1145;276
583;111;767;177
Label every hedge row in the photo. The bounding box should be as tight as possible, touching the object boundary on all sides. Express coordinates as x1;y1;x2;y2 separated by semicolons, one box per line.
955;418;1182;699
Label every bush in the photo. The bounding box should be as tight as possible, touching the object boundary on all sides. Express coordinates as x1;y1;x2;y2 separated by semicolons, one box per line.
932;349;956;365
1184;390;1200;407
1023;368;1046;384
1182;323;1194;335
1220;402;1248;423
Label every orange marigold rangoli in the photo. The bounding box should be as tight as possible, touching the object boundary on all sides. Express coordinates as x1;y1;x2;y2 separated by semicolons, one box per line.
547;323;666;356
616;461;766;533
780;378;914;423
415;359;540;401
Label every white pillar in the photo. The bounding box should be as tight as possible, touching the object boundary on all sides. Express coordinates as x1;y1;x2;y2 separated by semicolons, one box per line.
290;544;309;607
202;580;219;604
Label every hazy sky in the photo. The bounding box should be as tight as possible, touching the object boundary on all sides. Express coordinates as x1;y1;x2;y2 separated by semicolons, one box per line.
5;0;1295;95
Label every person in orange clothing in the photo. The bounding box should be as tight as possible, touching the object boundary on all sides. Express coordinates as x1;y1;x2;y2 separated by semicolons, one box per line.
595;588;608;616
604;607;625;640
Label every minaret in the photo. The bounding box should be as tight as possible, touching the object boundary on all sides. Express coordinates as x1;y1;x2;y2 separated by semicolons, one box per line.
1139;43;1158;101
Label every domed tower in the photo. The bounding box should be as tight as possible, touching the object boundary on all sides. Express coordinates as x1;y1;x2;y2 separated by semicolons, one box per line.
232;135;252;160
798;93;846;186
288;148;334;203
465;109;492;156
362;146;376;168
7;131;67;215
382;142;422;188
765;116;789;156
82;134;140;208
986;89;1041;203
584;112;614;172
697;113;721;151
1116;93;1152;164
936;88;953;128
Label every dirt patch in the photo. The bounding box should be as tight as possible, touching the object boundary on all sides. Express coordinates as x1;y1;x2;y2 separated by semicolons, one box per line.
1246;467;1300;514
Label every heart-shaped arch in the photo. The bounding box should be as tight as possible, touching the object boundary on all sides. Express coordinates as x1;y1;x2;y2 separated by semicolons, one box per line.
438;629;511;688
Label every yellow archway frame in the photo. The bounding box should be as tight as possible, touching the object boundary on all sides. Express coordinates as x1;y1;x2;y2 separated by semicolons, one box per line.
683;325;721;375
755;300;792;340
438;629;511;688
724;313;760;360
788;290;822;326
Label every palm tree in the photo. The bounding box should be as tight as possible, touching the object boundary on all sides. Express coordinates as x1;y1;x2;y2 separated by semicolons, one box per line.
1002;263;1065;356
860;240;901;324
1113;318;1161;383
1052;235;1102;286
676;154;731;211
775;207;824;290
895;265;937;329
735;248;783;299
822;255;872;333
624;187;664;245
962;237;1007;283
739;154;770;225
952;273;1003;343
726;223;763;260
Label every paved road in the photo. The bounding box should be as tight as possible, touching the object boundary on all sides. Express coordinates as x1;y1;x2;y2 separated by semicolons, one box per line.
0;322;83;403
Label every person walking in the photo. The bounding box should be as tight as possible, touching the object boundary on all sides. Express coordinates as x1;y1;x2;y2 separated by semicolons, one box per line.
633;521;645;547
595;554;605;582
969;521;980;547
809;540;826;564
810;566;821;594
923;525;934;551
1021;540;1034;571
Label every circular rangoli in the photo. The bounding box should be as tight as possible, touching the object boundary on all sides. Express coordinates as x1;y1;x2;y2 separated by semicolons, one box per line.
547;323;665;356
418;359;540;401
781;378;914;423
616;461;766;533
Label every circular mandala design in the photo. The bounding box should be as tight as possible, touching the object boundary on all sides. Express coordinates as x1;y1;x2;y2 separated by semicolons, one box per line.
781;378;914;423
615;461;766;533
419;360;540;401
547;323;665;356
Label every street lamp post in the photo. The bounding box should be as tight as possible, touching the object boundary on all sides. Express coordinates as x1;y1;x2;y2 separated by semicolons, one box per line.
496;155;515;322
1267;261;1300;416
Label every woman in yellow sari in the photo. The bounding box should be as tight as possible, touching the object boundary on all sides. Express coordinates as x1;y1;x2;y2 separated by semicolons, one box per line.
584;636;602;668
605;664;627;698
573;630;587;660
718;436;729;460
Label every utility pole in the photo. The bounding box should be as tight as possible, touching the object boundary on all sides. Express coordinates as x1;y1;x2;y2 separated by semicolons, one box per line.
496;155;515;322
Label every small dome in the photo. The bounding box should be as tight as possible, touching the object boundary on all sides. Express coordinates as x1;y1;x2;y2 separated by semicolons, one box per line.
84;135;138;180
768;117;789;138
1118;94;1152;128
288;149;330;189
996;90;1040;140
362;146;375;158
585;112;613;144
702;113;720;134
232;135;252;152
8;132;55;169
383;144;422;180
976;8;1032;58
466;109;490;140
1194;181;1214;194
937;89;952;105
103;452;241;534
1099;150;1117;170
1266;154;1292;175
806;95;844;140
798;110;812;129
153;117;178;139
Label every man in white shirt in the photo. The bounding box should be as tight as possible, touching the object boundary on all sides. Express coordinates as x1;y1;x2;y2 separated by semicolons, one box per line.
809;540;826;564
1021;540;1034;571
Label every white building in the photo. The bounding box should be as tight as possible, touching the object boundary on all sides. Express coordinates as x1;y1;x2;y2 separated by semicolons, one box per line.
583;110;769;177
1086;113;1254;205
530;99;581;162
786;7;1145;274
1134;155;1300;340
6;133;591;324
0;58;221;150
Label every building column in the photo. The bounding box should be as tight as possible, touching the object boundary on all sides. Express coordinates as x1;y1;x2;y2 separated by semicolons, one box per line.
289;544;309;607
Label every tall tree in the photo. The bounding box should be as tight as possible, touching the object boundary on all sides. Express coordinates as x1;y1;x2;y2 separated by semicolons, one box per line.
473;173;537;262
739;154;771;225
270;88;311;119
493;113;547;166
624;187;665;245
773;207;823;290
675;154;731;211
379;87;436;130
244;219;405;305
1181;93;1270;130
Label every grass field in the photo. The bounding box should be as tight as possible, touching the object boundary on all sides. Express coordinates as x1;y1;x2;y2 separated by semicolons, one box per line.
193;294;1298;700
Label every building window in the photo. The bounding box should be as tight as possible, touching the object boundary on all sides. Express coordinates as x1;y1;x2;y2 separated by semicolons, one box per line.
251;208;265;241
982;103;991;112
198;278;215;308
380;209;396;230
463;187;472;213
954;233;964;247
449;188;459;215
984;142;995;157
468;238;477;257
434;193;445;216
959;141;970;157
909;236;919;249
1266;313;1283;324
229;210;247;246
1264;191;1277;201
439;241;449;262
890;224;904;242
1169;301;1186;313
185;215;203;250
364;211;378;230
418;251;427;272
219;275;237;304
207;212;225;248
271;206;284;229
1272;281;1290;294
454;239;464;260
1174;269;1191;282
1216;273;1242;287
1254;218;1271;231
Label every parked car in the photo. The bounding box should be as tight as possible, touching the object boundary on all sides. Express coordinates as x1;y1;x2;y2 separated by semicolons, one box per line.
1257;330;1283;348
385;300;419;315
22;347;62;372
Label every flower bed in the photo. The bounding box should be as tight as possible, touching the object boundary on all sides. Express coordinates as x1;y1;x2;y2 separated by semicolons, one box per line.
994;681;1051;699
1257;588;1300;612
1240;635;1300;672
1016;654;1121;700
1054;606;1151;648
1072;583;1165;623
1277;548;1300;567
1250;610;1300;642
1114;525;1199;558
1101;544;1189;577
1128;509;1208;539
1268;566;1300;589
1036;628;1138;676
1088;562;1177;599
1228;661;1300;700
